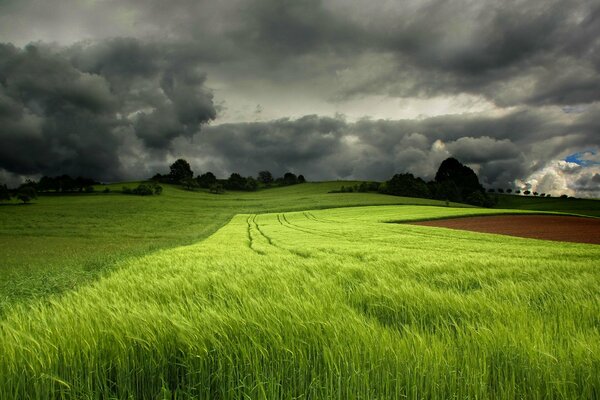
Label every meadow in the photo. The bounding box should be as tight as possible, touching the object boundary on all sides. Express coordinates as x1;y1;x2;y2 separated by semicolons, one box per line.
0;184;598;398
0;182;457;314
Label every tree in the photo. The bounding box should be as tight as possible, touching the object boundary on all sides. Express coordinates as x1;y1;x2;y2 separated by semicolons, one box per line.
197;172;217;188
488;188;495;193
16;186;36;204
257;171;274;186
466;191;496;207
209;183;224;194
533;192;539;196
435;157;484;200
429;180;461;202
38;176;59;192
297;174;306;183
181;177;199;191
524;190;531;195
506;188;512;193
169;159;193;183
282;172;298;185
515;190;521;194
497;188;504;193
0;184;10;202
225;173;247;190
57;175;76;192
244;177;258;191
380;173;431;199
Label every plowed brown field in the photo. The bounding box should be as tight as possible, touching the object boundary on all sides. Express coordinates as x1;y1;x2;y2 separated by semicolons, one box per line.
413;215;600;244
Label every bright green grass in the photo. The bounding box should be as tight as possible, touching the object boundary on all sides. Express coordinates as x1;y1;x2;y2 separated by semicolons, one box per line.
0;183;460;313
495;193;600;217
1;205;598;399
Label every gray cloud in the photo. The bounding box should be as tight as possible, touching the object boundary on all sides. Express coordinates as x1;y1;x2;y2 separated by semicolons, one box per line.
0;40;216;178
0;0;599;197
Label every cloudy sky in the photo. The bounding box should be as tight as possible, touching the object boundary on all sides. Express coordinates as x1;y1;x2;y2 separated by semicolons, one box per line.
1;0;599;197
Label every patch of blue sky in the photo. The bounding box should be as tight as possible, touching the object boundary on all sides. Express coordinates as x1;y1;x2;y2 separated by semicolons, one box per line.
565;149;600;166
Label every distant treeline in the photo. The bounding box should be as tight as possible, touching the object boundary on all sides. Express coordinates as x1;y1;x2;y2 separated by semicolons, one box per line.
333;158;497;207
0;174;100;204
151;159;306;193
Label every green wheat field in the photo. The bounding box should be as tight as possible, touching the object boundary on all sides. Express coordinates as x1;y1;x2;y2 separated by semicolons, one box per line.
0;183;599;399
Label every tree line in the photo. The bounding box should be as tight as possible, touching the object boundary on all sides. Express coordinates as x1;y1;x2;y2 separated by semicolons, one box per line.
334;158;497;207
151;159;306;193
0;174;102;204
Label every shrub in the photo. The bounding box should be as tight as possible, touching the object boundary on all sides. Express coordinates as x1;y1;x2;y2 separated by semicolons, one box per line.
132;184;154;196
209;183;224;194
16;186;37;204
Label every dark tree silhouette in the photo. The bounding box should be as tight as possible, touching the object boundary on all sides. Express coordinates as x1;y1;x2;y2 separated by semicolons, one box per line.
244;177;258;191
380;173;431;199
257;171;274;185
196;172;217;188
16;186;37;204
435;157;484;200
297;174;306;183
0;184;10;202
430;180;462;202
169;159;193;183
282;172;298;185
506;188;512;193
225;173;247;190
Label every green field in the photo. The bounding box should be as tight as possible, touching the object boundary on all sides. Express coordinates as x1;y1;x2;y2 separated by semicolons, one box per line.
495;193;600;217
0;183;460;314
0;184;599;398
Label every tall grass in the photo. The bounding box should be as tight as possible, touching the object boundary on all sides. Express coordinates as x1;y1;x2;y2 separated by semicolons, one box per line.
0;182;454;313
1;206;598;398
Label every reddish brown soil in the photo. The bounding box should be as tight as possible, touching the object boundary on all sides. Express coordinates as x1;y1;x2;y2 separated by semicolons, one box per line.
412;215;600;245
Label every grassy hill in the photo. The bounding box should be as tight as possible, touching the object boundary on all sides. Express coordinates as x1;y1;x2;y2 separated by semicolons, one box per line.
0;182;462;313
0;205;598;398
495;193;600;217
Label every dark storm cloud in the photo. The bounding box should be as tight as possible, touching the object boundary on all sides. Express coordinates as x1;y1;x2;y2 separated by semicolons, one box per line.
0;0;599;196
0;40;216;179
166;108;596;193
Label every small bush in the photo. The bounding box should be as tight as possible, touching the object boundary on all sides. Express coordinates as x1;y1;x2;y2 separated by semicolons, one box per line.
209;183;224;194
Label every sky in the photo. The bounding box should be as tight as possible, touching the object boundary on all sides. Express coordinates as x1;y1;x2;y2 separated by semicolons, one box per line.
0;0;599;197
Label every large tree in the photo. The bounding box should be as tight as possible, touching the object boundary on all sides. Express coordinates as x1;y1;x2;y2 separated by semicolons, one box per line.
434;157;484;200
169;159;193;183
257;170;274;186
196;172;217;188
